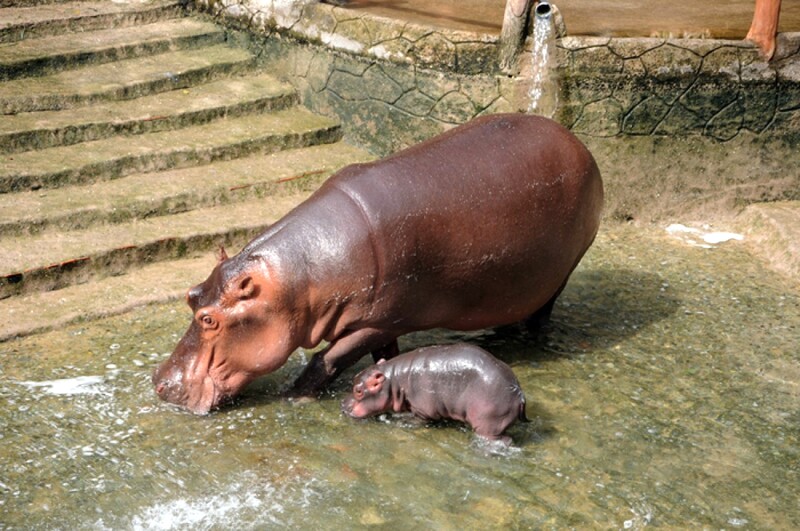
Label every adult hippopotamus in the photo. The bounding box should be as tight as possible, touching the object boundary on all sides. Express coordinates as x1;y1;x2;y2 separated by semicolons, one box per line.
153;113;603;414
341;343;528;444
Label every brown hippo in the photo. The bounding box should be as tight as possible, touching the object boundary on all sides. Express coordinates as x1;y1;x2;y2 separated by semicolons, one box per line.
153;113;603;414
341;343;528;444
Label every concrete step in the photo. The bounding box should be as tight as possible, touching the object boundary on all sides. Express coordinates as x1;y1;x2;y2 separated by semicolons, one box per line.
0;18;223;81
0;0;185;44
0;254;215;342
0;44;255;114
0;106;342;193
0;142;374;299
0;6;380;340
0;142;373;237
0;74;298;154
0;0;72;9
0;181;314;300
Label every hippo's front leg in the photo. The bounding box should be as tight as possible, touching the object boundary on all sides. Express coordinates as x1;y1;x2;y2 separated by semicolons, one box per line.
287;328;398;398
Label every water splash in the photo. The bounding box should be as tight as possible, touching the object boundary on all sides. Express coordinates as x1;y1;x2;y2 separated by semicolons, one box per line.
528;1;559;117
16;375;106;396
120;473;322;530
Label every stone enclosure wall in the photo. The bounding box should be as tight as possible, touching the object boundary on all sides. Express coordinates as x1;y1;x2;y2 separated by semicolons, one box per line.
194;0;800;221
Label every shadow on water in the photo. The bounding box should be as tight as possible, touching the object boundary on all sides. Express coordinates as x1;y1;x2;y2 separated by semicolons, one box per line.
467;267;680;446
379;266;682;370
235;266;680;448
492;267;680;362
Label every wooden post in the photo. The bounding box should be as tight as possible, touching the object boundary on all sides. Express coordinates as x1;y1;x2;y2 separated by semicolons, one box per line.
498;0;532;74
746;0;782;60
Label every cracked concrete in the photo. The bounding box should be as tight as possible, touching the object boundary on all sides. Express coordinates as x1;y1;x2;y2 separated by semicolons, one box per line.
558;34;800;140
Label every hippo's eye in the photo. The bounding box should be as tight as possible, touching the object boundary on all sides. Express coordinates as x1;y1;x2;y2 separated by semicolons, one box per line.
198;313;217;329
353;384;364;400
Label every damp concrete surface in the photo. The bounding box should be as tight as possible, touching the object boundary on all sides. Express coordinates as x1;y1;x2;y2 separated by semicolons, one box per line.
0;222;798;529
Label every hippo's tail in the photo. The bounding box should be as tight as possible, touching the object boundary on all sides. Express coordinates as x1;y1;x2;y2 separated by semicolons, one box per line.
518;396;529;423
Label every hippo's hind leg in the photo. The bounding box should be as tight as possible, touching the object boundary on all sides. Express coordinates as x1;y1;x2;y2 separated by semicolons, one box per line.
287;328;397;398
469;411;514;447
524;284;564;331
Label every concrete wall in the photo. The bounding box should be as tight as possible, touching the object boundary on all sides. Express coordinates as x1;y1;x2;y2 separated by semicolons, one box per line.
193;0;800;221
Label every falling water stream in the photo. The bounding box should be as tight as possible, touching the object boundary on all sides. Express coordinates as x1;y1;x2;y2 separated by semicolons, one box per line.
527;1;559;117
1;223;798;529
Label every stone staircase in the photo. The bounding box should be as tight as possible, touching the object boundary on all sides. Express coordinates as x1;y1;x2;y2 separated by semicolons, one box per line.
0;0;374;341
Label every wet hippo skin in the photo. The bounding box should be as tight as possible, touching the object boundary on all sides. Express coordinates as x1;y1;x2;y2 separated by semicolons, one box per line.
341;343;528;444
153;113;604;414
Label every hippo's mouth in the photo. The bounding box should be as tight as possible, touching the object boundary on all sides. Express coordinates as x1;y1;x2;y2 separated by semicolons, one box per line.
153;358;224;415
185;374;221;415
341;396;371;419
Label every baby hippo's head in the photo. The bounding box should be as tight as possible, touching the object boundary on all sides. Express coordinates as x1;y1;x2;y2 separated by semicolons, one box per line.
341;362;391;419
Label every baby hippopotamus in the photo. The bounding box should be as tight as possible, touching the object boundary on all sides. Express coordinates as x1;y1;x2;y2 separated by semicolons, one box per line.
341;343;527;444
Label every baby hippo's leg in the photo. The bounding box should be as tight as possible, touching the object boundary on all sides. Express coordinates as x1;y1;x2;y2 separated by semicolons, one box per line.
467;405;518;446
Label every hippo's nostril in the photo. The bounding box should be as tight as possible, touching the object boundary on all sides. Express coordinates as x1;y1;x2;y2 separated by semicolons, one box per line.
156;382;165;395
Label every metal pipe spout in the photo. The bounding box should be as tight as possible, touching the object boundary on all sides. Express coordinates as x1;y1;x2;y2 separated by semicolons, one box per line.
535;1;552;21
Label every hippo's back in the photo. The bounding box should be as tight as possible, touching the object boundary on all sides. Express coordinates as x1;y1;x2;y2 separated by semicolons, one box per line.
323;114;603;331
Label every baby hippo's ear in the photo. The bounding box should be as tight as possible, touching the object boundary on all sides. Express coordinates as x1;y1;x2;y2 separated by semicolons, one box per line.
367;371;385;392
377;359;386;365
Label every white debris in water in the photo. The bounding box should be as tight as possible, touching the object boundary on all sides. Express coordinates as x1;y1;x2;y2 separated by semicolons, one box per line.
665;224;744;248
368;44;404;61
702;231;744;244
16;375;105;396
320;32;364;54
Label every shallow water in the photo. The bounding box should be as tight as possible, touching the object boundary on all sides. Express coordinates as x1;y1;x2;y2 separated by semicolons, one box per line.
1;223;798;529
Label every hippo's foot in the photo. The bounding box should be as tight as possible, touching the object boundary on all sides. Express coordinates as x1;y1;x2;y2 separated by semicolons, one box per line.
289;330;399;397
524;281;568;332
286;394;317;405
473;430;512;446
472;433;517;455
285;351;332;398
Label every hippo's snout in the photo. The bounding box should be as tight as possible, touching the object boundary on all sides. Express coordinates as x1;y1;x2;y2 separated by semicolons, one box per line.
341;396;355;417
341;396;372;419
152;362;185;405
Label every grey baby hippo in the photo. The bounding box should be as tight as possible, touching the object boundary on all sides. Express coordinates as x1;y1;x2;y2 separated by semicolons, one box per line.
341;343;527;444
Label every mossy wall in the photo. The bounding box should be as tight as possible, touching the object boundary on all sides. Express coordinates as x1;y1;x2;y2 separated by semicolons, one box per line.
194;0;800;221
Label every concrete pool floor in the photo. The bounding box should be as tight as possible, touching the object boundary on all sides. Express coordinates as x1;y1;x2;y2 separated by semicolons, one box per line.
1;222;798;528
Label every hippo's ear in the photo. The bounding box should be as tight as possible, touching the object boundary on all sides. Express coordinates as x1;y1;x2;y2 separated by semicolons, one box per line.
217;245;228;263
222;274;258;305
232;275;257;300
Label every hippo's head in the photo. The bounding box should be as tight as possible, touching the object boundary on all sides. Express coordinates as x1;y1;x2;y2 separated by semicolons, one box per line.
341;362;392;419
153;248;302;414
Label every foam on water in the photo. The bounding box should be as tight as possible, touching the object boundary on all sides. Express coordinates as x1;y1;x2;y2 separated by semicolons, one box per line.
16;375;106;396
